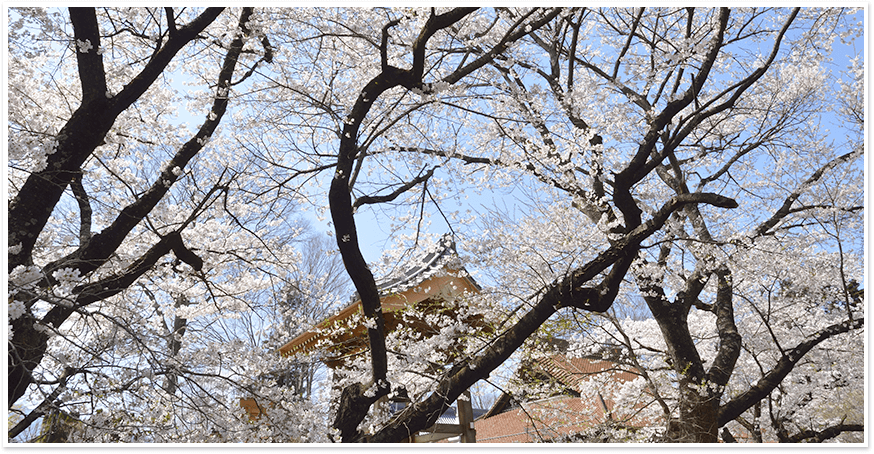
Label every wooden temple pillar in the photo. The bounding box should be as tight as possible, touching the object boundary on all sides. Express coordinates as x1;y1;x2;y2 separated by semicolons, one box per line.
457;390;477;443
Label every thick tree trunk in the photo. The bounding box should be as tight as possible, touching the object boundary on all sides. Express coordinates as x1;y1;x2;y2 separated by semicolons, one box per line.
644;278;719;442
666;382;719;442
327;9;479;441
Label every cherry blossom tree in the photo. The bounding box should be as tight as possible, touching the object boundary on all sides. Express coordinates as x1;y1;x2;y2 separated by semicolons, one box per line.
413;7;862;443
8;7;863;443
7;7;331;442
246;7;862;443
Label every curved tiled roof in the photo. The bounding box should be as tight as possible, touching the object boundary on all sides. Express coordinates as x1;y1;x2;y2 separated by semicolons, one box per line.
533;355;641;391
371;234;474;295
277;234;480;361
475;355;650;443
475;396;607;443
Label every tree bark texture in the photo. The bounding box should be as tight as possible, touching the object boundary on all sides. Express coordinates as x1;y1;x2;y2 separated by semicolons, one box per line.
7;7;252;410
326;8;575;441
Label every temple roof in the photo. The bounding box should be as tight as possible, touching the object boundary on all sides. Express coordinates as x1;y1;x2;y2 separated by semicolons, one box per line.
278;233;480;361
360;233;475;298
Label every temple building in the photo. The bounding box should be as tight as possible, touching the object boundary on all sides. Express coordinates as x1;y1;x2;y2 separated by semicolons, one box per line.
242;234;650;443
277;234;481;367
243;234;484;442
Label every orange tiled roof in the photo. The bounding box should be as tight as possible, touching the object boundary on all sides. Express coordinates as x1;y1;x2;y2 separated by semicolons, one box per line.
475;356;651;443
532;354;641;391
475;396;605;443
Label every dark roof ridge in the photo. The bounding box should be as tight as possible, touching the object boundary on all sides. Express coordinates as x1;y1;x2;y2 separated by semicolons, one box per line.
376;233;457;291
351;234;464;302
